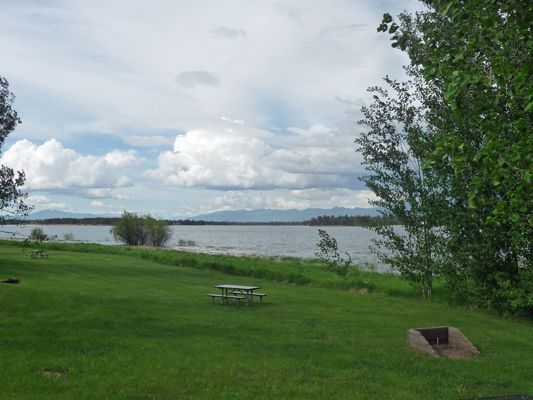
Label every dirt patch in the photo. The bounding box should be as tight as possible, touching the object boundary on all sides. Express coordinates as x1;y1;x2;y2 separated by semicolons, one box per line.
431;343;476;360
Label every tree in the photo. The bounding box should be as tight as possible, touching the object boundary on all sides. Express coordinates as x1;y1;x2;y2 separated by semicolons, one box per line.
145;214;173;246
315;229;352;278
375;5;533;315
380;0;533;230
110;211;147;246
0;77;32;225
355;64;450;298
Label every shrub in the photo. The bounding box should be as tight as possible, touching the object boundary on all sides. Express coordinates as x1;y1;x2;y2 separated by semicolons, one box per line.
63;232;74;241
315;229;352;278
145;215;173;247
29;227;48;242
110;211;147;245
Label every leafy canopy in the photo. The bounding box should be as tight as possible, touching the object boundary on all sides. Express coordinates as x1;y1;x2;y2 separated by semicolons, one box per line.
0;77;32;225
380;0;533;229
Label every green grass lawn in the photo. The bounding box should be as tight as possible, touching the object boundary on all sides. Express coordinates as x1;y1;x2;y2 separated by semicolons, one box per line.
1;242;532;399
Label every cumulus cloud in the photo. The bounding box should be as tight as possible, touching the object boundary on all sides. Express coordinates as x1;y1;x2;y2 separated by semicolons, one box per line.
145;129;273;188
175;71;220;89
0;139;137;191
210;191;310;210
79;188;113;198
208;188;377;211
212;27;246;39
104;149;144;168
144;123;364;190
90;200;113;209
26;195;68;210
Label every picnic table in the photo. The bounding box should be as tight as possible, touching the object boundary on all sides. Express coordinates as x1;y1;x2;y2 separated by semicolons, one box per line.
208;285;266;306
27;250;48;259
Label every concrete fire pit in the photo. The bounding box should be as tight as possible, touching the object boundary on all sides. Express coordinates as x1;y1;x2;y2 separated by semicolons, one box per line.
407;326;479;359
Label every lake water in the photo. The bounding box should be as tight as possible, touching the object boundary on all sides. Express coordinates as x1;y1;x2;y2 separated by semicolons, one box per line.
1;225;398;272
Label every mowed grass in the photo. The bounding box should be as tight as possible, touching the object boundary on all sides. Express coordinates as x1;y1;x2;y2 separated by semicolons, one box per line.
1;244;532;400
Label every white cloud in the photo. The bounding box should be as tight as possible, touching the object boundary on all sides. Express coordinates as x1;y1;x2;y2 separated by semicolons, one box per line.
115;194;135;200
1;0;421;146
0;0;424;214
145;128;274;188
334;190;379;208
221;117;244;124
90;200;114;209
79;188;113;198
290;188;354;200
1;139;137;191
207;188;377;211
144;122;364;190
26;195;68;210
104;150;143;168
210;191;310;210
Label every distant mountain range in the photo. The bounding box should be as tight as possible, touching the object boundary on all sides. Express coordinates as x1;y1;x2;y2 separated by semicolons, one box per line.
25;206;380;223
188;207;380;222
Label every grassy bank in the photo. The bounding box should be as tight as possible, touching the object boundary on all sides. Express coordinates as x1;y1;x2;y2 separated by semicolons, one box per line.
1;242;532;399
0;240;450;300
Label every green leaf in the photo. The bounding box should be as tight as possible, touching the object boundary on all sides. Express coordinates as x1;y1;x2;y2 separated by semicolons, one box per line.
486;216;501;227
439;0;453;15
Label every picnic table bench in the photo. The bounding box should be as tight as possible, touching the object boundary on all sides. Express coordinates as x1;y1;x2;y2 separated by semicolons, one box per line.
26;250;49;259
207;294;247;306
208;285;266;306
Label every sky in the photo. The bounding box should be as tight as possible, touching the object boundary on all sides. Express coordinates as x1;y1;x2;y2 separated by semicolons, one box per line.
0;0;424;218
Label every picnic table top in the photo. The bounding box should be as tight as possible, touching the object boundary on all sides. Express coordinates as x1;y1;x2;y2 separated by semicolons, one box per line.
214;285;260;290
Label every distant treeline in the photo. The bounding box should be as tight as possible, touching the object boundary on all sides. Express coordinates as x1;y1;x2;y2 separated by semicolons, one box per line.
306;214;400;226
22;217;122;226
14;214;398;227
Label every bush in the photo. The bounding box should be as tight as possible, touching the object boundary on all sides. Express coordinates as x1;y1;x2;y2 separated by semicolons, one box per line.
110;211;147;245
29;227;48;242
145;215;173;247
63;232;74;241
110;211;173;247
315;229;352;278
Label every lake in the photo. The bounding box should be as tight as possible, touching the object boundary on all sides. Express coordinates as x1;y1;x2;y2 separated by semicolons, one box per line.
0;224;398;272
